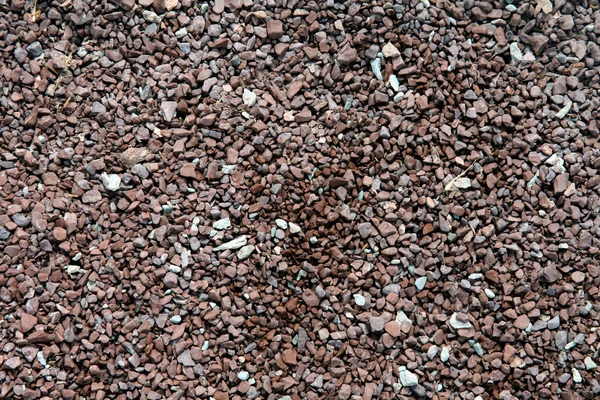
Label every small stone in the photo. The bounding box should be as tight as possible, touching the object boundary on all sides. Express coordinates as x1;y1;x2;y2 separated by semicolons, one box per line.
399;366;419;387
0;227;9;240
52;227;67;241
238;371;249;381
369;316;385;333
267;19;283;39
384;321;401;338
20;313;37;333
4;357;22;370
542;265;562;283
529;35;549;55
161;101;177;122
484;289;496;299
120;148;151;167
415;276;427;291
101;173;121;191
382;42;401;58
214;236;247;251
275;219;288;229
281;349;297;365
237;245;255;260
547;315;560;330
556;331;568;350
91;101;107;115
164;272;178;288
464;90;478;100
514;315;530;330
82;190;102;204
584;357;597;370
288;222;302;234
213;218;231;230
12;214;31;227
337;45;358;65
243;89;257;107
357;222;372;238
449;312;472;330
353;294;366;307
177;349;194;366
510;42;523;63
180;163;197;179
427;345;439;360
385;77;399;95
572;368;582;383
440;346;450;362
26;41;43;58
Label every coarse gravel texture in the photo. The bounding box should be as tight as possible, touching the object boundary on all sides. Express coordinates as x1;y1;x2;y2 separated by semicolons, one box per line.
1;0;600;399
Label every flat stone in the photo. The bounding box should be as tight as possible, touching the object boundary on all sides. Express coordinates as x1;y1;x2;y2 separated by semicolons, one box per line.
4;357;22;370
357;222;372;238
542;265;562;283
214;236;247;251
369;316;385;333
213;218;231;230
180;163;197;179
514;315;530;330
120;148;151;167
384;321;401;337
82;190;102;204
161;101;177;122
449;312;472;330
237;245;255;260
0;227;9;240
288;222;302;234
20;313;37;333
382;42;401;58
415;276;427;291
52;227;67;241
11;213;31;227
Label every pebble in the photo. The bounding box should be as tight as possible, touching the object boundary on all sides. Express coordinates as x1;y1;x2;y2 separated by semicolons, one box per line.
440;347;450;362
449;313;472;330
288;222;302;234
214;236;247;251
212;218;231;230
510;42;523;63
237;245;255;260
238;371;250;381
243;89;257;107
275;219;288;229
369;316;385;333
585;357;597;370
353;294;366;307
399;366;419;387
101;173;121;191
415;276;427;291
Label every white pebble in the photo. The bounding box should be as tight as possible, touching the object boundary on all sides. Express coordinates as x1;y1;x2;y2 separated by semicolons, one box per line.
275;219;288;229
353;294;366;307
238;371;250;381
243;89;257;107
415;276;427;291
440;346;450;362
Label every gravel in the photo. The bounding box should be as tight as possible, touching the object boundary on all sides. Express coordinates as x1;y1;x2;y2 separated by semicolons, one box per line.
1;0;600;399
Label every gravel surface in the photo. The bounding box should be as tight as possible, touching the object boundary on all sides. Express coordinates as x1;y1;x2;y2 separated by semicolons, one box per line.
1;0;600;399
